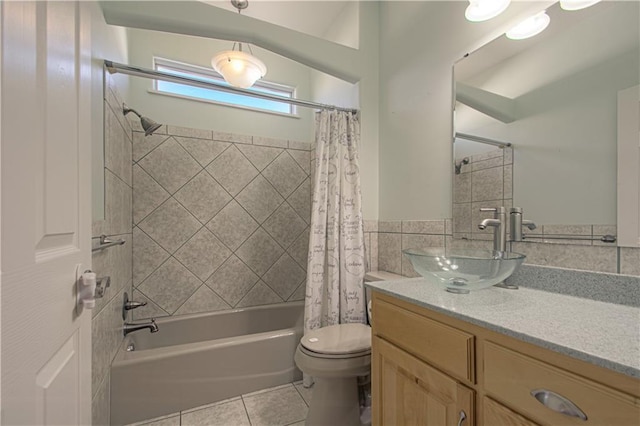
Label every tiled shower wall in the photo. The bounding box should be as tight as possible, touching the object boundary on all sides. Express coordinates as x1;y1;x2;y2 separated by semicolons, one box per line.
91;74;133;425
453;147;512;240
131;125;312;319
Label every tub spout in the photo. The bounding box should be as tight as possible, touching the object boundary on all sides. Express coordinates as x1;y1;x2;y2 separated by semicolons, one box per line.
123;319;158;336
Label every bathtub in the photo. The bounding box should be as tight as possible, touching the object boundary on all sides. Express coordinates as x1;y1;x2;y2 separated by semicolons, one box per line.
110;301;304;425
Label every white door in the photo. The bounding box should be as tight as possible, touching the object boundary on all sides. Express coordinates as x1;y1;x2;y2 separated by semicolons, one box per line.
1;1;93;424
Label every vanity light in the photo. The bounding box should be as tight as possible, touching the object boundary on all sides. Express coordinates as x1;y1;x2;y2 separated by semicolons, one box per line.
465;0;511;22
211;0;267;88
559;0;602;11
506;11;551;40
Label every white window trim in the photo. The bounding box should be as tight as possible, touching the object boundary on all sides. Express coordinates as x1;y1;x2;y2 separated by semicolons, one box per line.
152;57;298;117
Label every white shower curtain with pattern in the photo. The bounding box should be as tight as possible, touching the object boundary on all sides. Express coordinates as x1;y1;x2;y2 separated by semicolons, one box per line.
304;109;366;337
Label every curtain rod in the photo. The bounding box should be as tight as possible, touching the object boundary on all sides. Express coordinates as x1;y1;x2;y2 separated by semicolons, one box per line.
455;132;512;148
104;60;358;114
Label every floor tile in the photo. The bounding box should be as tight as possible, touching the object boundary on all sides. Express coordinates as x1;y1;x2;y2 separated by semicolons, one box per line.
293;382;313;406
243;384;308;426
181;398;250;426
126;413;180;426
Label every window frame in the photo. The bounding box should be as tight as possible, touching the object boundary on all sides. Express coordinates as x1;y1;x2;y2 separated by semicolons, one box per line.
150;57;298;117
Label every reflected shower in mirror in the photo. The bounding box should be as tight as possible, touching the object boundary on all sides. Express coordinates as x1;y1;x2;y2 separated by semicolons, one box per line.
453;1;639;243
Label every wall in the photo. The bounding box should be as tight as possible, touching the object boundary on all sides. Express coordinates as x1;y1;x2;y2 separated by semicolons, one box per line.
91;73;133;425
89;4;131;425
378;1;552;220
126;28;314;143
131;124;311;319
310;2;380;220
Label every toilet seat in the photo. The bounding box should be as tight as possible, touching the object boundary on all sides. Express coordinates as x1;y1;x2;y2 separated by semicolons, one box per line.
300;323;371;358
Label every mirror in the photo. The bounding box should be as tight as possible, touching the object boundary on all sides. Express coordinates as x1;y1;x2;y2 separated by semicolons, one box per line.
453;1;639;242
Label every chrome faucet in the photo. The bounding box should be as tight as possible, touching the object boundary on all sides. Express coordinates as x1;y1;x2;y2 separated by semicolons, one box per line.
123;319;159;336
509;207;537;241
478;207;507;254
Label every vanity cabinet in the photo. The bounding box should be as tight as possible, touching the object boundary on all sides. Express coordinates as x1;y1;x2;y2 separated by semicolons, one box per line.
371;292;640;426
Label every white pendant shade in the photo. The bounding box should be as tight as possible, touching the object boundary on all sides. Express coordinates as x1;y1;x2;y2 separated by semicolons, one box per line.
560;0;602;11
506;11;550;40
211;50;267;89
465;0;511;22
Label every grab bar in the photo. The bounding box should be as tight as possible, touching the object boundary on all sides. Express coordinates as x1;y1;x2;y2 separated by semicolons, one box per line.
92;235;126;252
522;234;616;243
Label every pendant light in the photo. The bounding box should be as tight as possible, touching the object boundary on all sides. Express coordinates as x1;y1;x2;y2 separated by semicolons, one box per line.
211;0;267;89
465;0;511;22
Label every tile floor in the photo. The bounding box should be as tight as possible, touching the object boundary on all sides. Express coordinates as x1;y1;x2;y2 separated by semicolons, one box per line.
127;381;313;426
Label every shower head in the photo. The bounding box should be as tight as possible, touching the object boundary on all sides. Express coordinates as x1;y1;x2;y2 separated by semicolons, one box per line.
122;104;162;136
454;157;470;175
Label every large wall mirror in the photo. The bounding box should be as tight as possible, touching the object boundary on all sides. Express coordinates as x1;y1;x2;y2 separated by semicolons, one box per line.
452;1;639;245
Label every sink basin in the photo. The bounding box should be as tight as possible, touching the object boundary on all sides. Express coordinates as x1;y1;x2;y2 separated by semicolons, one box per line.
403;248;526;294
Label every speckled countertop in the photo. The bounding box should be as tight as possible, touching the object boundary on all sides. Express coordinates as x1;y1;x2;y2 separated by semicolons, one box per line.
366;278;640;379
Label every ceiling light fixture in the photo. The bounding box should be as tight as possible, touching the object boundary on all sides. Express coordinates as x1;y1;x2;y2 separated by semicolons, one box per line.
506;11;551;40
559;0;602;11
211;0;267;89
465;0;512;22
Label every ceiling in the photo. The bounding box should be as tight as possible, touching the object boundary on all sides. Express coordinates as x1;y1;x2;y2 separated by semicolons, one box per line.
201;1;350;40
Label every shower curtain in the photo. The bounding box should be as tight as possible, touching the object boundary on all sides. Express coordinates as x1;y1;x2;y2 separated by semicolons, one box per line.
304;109;366;344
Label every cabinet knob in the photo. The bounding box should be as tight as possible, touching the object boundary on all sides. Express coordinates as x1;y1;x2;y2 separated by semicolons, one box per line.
530;389;588;421
457;410;467;426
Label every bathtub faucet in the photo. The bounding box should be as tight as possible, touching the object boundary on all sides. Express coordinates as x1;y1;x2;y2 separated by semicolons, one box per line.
123;319;159;336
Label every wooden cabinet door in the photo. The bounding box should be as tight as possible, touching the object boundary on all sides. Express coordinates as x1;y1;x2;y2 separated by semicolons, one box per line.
372;336;474;426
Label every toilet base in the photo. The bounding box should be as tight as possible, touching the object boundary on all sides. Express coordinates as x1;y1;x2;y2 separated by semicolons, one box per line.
306;376;361;426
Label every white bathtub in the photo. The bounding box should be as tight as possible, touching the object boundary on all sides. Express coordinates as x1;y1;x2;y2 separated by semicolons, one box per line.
110;301;304;425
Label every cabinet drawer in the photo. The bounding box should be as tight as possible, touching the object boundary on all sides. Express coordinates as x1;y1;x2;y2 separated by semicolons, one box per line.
484;341;640;426
373;298;475;383
483;396;539;426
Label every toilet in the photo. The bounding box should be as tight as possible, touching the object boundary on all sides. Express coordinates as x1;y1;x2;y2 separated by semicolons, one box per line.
294;271;404;426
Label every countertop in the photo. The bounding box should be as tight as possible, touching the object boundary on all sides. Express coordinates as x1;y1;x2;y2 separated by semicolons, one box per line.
366;277;640;379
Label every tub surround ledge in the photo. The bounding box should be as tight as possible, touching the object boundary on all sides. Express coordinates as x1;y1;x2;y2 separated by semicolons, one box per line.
366;277;640;379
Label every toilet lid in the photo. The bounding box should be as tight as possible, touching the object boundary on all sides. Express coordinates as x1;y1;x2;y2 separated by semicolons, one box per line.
300;323;371;355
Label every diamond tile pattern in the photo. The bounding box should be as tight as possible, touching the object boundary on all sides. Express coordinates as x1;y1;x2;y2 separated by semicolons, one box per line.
237;144;283;171
287;179;311;224
132;132;169;163
236;176;284;224
263;203;307;249
206;145;259;196
133;227;170;285
206;201;258;251
132;126;312;318
138;198;201;254
174;285;231;316
262;152;307;198
138;137;201;194
174;228;231;281
236;281;283;308
174;171;231;224
175;136;230;167
206;255;259;307
236;229;284;276
133;165;169;224
137;258;202;314
263;254;306;300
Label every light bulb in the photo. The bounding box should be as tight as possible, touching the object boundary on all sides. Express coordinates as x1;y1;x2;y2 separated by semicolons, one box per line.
506;11;550;40
560;0;601;11
465;0;511;22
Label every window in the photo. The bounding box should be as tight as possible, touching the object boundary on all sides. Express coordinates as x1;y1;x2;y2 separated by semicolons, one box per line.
152;57;296;116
